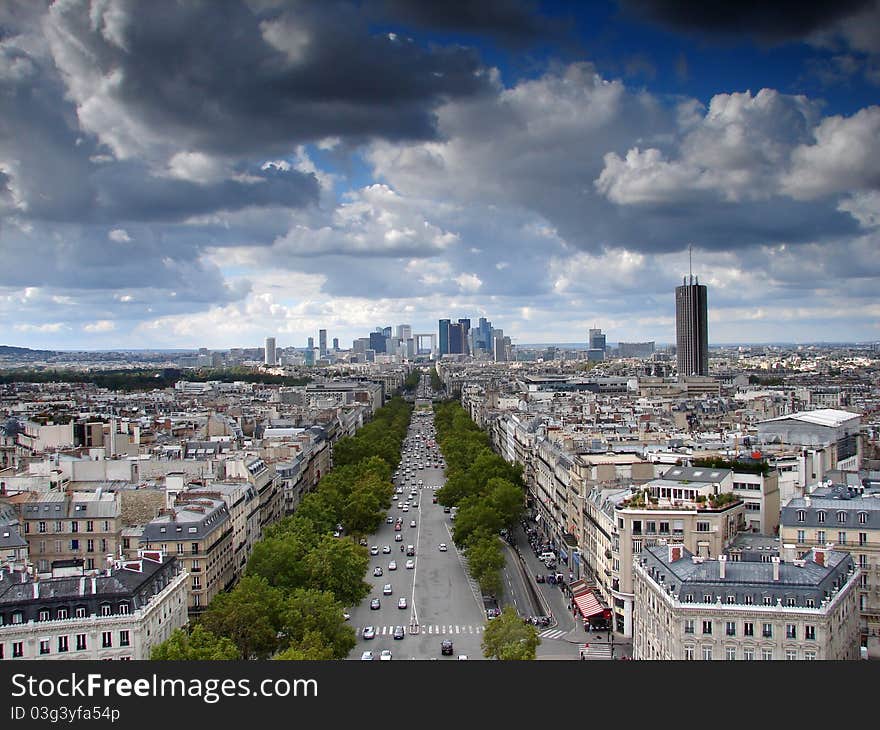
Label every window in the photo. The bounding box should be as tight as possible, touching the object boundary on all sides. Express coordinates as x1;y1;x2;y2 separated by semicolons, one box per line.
726;595;736;605
13;641;24;658
860;574;868;589
860;554;868;569
87;539;95;553
646;521;656;534
71;521;79;533
38;521;46;533
762;623;773;638
192;577;201;590
725;647;736;661
102;632;112;648
797;510;806;522
55;540;62;553
744;622;754;637
725;621;736;636
805;598;815;608
660;521;670;534
103;520;110;532
86;521;94;532
837;511;847;524
684;619;694;634
859;533;867;547
632;520;642;535
702;646;713;661
58;636;69;653
703;594;712;604
119;630;130;647
57;608;68;620
786;597;797;607
838;532;847;546
805;625;816;640
76;634;86;651
684;645;694;660
702;620;713;635
763;596;773;606
696;521;710;532
684;594;693;603
817;530;825;544
70;539;79;551
817;511;826;524
761;648;773;661
804;651;816;660
785;649;797;661
38;609;49;622
191;543;199;554
118;603;129;615
86;558;95;570
743;647;755;661
744;595;754;606
100;604;111;616
75;606;86;618
12;611;23;624
858;512;868;525
55;521;62;532
797;530;805;543
786;624;797;639
39;640;50;655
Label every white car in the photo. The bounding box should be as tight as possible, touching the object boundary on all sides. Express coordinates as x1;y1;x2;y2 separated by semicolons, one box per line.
380;650;392;661
370;546;379;555
383;583;393;595
410;520;416;528
382;545;391;554
405;559;415;569
361;651;374;660
439;543;448;552
363;626;376;639
388;560;397;570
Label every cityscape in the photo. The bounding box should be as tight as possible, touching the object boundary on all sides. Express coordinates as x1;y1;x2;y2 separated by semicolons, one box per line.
2;1;880;667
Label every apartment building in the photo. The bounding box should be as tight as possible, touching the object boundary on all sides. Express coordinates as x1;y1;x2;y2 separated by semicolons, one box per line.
633;544;860;660
779;484;880;656
139;497;233;616
0;550;187;660
15;490;122;574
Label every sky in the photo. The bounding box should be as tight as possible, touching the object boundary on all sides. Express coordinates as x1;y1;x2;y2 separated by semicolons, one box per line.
1;0;879;351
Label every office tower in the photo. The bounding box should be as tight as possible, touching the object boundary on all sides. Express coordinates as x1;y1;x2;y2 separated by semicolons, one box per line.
618;341;655;358
492;330;505;362
675;274;709;377
264;337;276;366
333;337;339;351
458;318;471;355
352;338;370;354
448;322;464;354
369;331;387;354
319;329;327;357
396;324;412;341
307;336;314;350
588;328;606;353
382;326;392;339
439;319;450;355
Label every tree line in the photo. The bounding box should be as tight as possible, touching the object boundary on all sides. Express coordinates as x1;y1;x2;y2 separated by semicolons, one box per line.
151;397;412;660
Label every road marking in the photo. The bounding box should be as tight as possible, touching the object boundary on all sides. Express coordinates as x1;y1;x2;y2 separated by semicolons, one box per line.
455;625;460;634
540;629;566;639
448;625;453;634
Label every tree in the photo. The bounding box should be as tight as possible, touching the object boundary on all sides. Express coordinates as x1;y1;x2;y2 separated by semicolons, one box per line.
465;533;505;597
303;535;371;607
150;624;240;660
278;588;357;659
453;499;504;547
246;533;311;592
342;485;383;537
201;576;285;659
481;607;540;660
486;477;525;529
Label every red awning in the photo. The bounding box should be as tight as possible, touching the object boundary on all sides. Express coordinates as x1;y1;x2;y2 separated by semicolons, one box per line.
574;590;604;618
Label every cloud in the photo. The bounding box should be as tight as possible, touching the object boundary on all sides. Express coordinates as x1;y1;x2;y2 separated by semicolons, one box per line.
108;228;130;243
83;320;115;333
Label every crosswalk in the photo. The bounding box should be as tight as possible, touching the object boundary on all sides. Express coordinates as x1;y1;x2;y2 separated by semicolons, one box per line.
539;628;567;640
358;624;483;637
579;643;613;659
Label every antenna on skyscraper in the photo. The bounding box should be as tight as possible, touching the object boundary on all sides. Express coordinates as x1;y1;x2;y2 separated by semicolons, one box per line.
688;243;693;284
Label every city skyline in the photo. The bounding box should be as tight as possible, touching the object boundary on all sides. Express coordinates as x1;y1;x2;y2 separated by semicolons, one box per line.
2;2;880;350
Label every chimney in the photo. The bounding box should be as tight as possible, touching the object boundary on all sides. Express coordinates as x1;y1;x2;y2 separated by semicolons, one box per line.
668;544;683;563
91;576;97;594
32;579;39;600
718;554;727;579
804;495;811;507
813;547;825;567
783;544;796;563
771;556;780;581
79;576;86;595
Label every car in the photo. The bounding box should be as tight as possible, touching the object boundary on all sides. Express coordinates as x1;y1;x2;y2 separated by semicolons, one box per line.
457;655;468;660
406;545;415;556
397;502;403;508
405;559;415;569
535;573;546;583
343;611;351;621
393;625;405;640
432;496;438;504
441;640;454;655
383;583;393;595
402;506;409;512
410;520;417;528
395;534;403;542
394;523;402;531
379;650;392;661
363;626;376;639
373;567;383;576
382;545;391;554
370;598;381;610
370;546;379;555
439;543;448;552
388;560;397;570
359;537;368;546
398;597;407;609
386;517;394;524
361;651;374;660
443;506;451;513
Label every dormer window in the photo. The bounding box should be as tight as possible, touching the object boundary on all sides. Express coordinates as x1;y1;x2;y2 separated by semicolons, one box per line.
858;512;868;525
837;511;847;524
797;510;806;522
817;511;826;524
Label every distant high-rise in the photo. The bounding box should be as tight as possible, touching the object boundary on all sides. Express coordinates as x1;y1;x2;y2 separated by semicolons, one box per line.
675;274;709;377
396;324;412;341
439;319;450;355
369;331;387;354
458;319;471;356
448;322;464;354
332;337;339;351
588;328;606;353
319;329;327;357
307;336;314;350
264;337;276;366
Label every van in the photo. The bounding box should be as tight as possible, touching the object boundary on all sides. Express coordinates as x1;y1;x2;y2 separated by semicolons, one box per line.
540;552;556;563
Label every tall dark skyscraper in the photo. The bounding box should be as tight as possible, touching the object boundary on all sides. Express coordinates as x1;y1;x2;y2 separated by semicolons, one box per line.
448;322;465;354
439;319;450;355
675;275;709;377
457;319;471;356
319;329;327;357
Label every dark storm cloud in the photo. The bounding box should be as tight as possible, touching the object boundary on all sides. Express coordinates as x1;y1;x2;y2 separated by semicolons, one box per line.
620;0;874;42
45;0;494;159
376;0;565;46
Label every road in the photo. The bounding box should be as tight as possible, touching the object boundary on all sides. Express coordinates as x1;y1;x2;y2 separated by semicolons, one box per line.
348;379;487;660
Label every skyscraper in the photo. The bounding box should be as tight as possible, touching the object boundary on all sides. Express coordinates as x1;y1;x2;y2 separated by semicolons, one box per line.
307;336;314;350
458;318;471;356
264;337;276;366
448;322;464;354
332;337;339;351
319;329;327;357
438;319;450;355
675;275;709;377
396;324;412;341
588;328;606;353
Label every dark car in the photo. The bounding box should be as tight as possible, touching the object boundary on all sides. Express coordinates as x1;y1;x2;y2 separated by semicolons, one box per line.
370;598;381;610
443;506;451;513
441;640;454;656
535;573;545;583
393;626;405;640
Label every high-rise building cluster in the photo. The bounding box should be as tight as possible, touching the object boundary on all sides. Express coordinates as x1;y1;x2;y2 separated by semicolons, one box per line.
438;317;510;361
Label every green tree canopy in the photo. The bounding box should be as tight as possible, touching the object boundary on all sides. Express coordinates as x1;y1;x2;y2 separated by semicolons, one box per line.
277;588;357;659
303;535;371;607
150;624;240;660
481;607;541;660
201;576;285;660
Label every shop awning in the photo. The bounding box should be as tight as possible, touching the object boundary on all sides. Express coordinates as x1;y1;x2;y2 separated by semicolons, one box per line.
574;590;604;619
569;579;592;597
